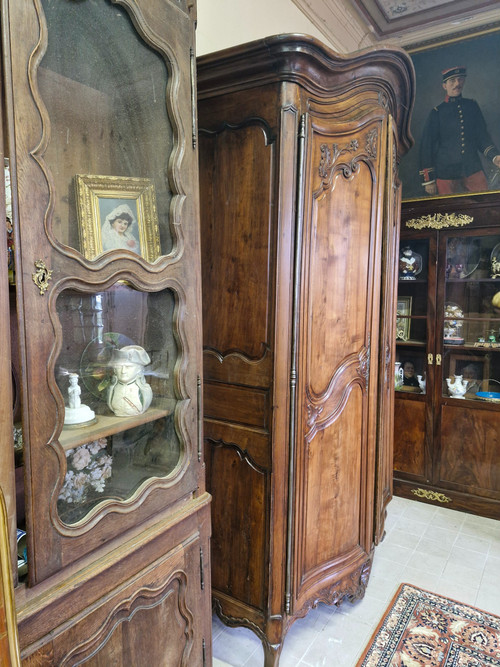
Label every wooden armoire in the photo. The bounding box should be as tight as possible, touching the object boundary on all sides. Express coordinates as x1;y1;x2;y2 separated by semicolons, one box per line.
1;0;211;664
197;35;414;664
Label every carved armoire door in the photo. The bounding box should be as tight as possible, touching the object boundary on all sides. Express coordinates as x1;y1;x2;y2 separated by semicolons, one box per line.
290;107;395;612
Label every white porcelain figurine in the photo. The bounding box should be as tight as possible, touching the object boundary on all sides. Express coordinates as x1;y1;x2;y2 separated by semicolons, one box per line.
395;362;404;388
417;375;426;393
446;374;468;399
64;373;96;425
107;345;153;417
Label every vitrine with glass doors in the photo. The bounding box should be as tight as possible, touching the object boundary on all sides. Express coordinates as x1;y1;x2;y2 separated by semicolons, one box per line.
1;0;211;663
394;193;500;519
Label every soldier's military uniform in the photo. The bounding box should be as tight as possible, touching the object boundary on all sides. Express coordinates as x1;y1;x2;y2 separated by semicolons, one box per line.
419;66;499;194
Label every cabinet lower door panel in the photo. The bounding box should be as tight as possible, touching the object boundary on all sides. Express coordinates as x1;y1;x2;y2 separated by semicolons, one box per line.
394;397;428;480
21;523;210;667
439;404;500;496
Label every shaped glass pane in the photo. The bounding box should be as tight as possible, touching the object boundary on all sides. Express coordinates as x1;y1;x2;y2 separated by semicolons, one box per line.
38;0;174;258
443;233;500;399
55;284;180;524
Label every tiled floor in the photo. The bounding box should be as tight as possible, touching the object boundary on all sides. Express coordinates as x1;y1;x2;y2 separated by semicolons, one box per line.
212;495;500;666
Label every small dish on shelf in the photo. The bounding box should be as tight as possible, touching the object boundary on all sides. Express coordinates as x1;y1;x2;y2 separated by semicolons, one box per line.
476;391;500;403
446;237;480;279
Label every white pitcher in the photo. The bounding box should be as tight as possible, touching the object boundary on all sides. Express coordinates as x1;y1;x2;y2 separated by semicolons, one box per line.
446;374;468;399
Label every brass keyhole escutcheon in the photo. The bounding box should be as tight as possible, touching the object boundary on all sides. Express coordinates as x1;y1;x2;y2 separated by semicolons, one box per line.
32;259;53;295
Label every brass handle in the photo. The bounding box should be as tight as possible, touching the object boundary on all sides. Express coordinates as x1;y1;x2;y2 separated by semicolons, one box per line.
427;353;433;365
436;354;442;366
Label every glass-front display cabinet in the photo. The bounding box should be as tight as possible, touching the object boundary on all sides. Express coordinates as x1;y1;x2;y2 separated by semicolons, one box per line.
394;194;500;520
1;0;211;663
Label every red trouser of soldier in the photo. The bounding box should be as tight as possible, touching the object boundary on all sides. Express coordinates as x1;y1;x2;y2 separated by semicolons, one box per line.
436;170;488;194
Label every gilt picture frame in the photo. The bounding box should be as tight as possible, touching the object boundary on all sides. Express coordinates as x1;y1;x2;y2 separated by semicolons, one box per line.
400;27;500;201
75;174;161;261
396;296;412;342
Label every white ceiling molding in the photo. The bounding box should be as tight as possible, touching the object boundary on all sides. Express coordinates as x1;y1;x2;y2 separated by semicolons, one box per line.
350;0;499;38
293;0;500;52
291;0;378;52
389;9;500;48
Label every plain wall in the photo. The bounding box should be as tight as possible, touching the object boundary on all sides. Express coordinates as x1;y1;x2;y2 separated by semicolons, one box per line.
196;0;330;55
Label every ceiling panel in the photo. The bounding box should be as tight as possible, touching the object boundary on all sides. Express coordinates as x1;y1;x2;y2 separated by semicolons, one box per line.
351;0;500;37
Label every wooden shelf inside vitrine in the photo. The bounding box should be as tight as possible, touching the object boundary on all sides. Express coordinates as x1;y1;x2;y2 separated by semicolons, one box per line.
444;342;500;351
396;339;426;347
59;404;173;451
446;278;500;284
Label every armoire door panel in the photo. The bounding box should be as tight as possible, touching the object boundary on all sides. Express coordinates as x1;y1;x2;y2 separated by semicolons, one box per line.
292;114;385;609
199;121;275;360
203;348;273;387
206;443;268;611
303;120;384;393
204;419;271;470
301;390;364;571
204;382;269;430
374;119;400;544
306;171;372;387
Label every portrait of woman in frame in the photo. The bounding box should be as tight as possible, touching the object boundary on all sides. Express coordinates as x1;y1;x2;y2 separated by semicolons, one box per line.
75;174;161;261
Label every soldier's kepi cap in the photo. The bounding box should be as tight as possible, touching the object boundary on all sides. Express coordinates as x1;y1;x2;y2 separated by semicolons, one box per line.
442;66;466;82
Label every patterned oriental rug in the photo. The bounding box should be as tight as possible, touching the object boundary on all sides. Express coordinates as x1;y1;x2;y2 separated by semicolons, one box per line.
357;583;500;666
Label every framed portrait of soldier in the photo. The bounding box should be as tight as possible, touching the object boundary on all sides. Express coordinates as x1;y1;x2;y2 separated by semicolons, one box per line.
399;27;500;201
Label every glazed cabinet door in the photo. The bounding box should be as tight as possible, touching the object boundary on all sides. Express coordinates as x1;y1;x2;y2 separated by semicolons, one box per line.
3;0;202;584
436;227;500;511
394;232;437;493
291;104;390;612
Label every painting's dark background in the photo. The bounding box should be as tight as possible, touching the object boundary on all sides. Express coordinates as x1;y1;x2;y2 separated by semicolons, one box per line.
400;29;500;200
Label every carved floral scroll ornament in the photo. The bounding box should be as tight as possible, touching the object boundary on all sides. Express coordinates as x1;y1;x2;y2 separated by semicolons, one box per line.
317;129;378;191
305;343;370;442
